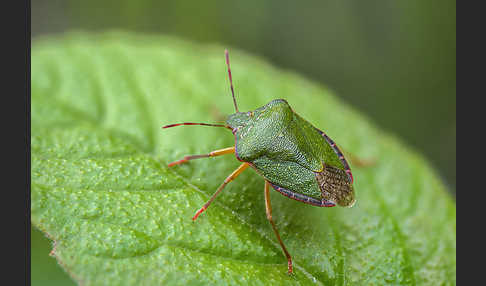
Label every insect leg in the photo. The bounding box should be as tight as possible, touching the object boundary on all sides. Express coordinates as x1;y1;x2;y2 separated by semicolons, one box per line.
167;147;235;167
264;180;293;274
338;148;375;168
192;162;249;221
349;154;375;168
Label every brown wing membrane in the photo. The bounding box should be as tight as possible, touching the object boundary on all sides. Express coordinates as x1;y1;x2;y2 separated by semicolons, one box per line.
316;165;355;207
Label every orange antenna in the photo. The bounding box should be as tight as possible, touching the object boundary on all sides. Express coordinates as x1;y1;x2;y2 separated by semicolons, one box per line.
162;122;231;130
225;49;238;112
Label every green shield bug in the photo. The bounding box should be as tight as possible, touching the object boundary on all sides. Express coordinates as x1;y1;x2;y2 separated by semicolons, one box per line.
163;50;355;274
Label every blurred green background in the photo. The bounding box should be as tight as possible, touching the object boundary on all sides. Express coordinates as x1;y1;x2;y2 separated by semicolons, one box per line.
31;1;455;285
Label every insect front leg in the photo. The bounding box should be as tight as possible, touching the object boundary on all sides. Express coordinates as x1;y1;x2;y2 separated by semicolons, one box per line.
167;146;235;167
264;180;293;274
192;162;249;220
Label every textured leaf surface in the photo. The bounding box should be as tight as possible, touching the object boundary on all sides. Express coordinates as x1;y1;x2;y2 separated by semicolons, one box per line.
31;32;456;285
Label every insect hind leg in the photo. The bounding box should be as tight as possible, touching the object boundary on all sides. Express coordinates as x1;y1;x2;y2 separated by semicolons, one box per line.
264;180;293;274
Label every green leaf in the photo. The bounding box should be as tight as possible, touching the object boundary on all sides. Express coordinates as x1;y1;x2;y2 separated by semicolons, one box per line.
32;32;456;285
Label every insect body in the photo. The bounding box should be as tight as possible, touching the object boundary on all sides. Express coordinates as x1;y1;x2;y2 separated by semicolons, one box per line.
163;50;355;274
